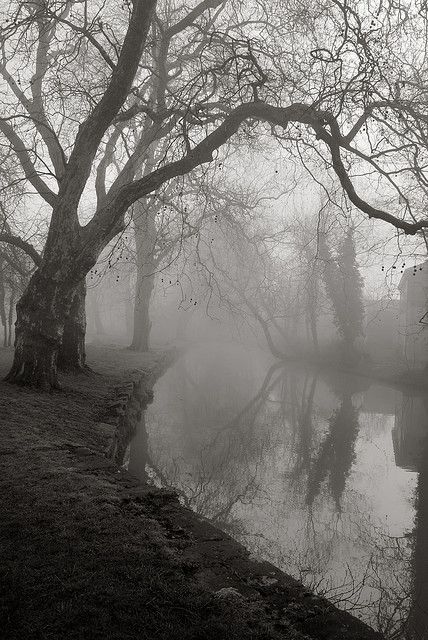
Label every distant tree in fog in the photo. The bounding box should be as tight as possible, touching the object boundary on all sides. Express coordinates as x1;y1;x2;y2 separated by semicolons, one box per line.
337;229;365;346
320;227;364;359
0;154;39;348
189;195;292;358
128;174;238;351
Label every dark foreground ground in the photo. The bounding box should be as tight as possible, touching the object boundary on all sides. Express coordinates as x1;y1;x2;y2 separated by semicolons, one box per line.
0;345;382;640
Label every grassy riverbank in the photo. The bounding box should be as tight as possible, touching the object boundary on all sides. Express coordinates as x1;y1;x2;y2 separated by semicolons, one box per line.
0;345;382;640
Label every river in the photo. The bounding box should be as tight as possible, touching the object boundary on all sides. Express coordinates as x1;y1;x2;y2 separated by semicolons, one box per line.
125;343;428;638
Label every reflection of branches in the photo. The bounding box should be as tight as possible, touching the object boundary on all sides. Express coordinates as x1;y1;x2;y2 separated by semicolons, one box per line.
186;361;283;457
149;423;269;531
147;359;283;529
221;362;283;428
141;356;417;636
291;373;318;479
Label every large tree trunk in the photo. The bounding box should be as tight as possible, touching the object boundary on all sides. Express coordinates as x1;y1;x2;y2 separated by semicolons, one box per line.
129;201;157;352
58;280;87;371
0;259;7;347
5;265;83;389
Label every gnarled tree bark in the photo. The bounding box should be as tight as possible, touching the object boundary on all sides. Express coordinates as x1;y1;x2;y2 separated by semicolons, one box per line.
58;280;87;371
4;225;92;389
5;270;74;389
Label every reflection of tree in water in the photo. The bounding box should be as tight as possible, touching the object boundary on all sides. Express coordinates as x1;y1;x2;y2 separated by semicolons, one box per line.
126;356;423;638
289;373;317;479
147;358;282;533
127;412;149;483
329;392;428;640
295;391;428;639
306;390;360;512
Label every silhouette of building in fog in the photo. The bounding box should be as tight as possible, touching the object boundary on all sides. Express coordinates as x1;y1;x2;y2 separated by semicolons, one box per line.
398;262;428;368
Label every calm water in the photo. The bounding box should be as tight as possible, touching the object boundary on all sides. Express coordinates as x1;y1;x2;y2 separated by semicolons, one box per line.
125;343;428;638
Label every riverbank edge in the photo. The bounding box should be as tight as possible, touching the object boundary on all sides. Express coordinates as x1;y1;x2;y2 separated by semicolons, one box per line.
274;352;428;392
105;353;383;640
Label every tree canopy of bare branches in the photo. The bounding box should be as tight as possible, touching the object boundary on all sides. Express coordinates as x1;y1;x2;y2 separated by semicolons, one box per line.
2;0;428;387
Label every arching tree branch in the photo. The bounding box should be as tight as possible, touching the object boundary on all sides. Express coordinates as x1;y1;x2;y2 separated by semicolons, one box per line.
0;119;58;207
0;233;42;266
59;0;157;210
84;100;428;255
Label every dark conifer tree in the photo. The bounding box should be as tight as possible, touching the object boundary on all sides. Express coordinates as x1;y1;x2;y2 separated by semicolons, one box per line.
319;227;364;361
336;228;365;349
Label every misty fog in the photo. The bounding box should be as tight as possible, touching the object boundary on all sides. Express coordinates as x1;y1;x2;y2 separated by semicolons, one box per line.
3;2;428;639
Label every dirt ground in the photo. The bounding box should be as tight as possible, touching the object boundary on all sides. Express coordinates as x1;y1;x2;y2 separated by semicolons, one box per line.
0;345;382;640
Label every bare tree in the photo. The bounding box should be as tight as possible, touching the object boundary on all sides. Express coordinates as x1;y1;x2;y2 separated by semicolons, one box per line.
319;226;365;361
3;1;428;388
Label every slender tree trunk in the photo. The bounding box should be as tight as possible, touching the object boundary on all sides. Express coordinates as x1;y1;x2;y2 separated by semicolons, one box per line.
7;285;16;347
123;272;134;343
87;287;105;337
58;280;87;371
94;295;105;336
0;288;8;347
309;308;319;355
129;201;157;352
0;266;7;348
130;271;155;351
305;257;319;356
